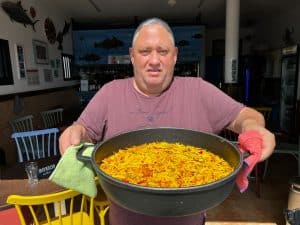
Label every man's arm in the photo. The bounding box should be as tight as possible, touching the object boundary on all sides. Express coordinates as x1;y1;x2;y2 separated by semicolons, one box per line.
227;107;275;161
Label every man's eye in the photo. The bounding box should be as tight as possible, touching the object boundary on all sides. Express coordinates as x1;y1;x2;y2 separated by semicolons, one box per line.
140;50;150;55
158;50;168;55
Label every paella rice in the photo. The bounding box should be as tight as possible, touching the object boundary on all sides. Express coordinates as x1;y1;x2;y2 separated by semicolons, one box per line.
100;141;234;188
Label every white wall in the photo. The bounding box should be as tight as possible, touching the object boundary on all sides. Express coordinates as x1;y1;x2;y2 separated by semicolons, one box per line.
0;0;78;95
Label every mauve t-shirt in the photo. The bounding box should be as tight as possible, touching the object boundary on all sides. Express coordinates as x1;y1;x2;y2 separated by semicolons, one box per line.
76;76;244;225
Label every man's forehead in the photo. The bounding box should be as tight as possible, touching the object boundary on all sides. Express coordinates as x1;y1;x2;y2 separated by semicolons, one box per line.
134;25;174;46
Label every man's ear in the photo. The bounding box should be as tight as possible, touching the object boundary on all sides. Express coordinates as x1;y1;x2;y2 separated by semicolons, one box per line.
129;47;134;64
173;47;178;64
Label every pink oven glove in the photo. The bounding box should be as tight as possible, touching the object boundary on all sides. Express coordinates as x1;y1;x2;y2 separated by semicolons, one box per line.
235;130;263;192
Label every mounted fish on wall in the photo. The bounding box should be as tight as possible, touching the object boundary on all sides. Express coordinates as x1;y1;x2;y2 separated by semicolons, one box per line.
44;18;57;44
56;20;71;50
1;1;39;31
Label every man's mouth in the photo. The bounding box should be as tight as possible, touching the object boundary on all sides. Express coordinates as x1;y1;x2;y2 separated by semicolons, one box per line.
147;68;161;74
147;70;161;77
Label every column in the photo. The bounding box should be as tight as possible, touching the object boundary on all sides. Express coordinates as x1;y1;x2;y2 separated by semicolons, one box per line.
224;0;240;84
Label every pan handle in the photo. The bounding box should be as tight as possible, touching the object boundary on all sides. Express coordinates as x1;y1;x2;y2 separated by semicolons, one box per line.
76;143;94;163
242;151;250;159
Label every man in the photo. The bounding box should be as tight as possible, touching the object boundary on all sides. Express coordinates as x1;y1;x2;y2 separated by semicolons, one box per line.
60;18;275;225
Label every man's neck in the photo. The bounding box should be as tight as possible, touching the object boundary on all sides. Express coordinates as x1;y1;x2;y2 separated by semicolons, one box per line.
133;79;161;97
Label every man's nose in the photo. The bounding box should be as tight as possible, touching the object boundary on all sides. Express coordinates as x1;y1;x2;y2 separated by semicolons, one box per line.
149;51;160;64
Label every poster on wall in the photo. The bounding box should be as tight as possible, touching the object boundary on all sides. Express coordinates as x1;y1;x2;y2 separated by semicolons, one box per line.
26;69;39;85
15;44;26;79
32;39;49;64
43;69;52;82
72;25;204;66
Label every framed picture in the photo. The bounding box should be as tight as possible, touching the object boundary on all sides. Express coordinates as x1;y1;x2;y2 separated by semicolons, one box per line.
50;59;55;68
43;69;52;82
26;69;40;85
32;40;49;64
56;59;61;68
15;44;26;79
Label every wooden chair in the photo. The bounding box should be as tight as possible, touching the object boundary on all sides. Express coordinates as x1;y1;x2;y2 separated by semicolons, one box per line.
263;134;300;179
10;115;34;132
253;106;300;180
11;128;59;162
254;107;292;179
6;189;95;225
41;108;64;128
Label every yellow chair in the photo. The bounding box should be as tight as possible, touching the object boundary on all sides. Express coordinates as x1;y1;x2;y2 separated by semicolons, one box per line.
6;189;94;225
94;201;109;225
93;178;109;225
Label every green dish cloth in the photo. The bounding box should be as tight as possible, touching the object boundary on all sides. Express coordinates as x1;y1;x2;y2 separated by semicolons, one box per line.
49;143;97;198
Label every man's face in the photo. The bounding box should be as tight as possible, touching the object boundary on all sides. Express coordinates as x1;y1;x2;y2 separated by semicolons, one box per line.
130;24;178;96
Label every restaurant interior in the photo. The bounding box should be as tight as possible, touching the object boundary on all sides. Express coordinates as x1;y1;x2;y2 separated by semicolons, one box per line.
1;0;300;224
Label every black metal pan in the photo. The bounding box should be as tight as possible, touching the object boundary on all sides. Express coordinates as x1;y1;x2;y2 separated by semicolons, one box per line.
77;127;243;217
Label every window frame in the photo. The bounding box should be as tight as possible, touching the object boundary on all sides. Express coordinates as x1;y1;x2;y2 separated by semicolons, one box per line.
62;53;76;80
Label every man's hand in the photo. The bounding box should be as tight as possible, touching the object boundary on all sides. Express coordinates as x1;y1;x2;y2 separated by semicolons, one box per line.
228;107;276;161
59;123;91;154
242;124;275;161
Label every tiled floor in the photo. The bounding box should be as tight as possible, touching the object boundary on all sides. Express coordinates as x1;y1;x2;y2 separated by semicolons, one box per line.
206;154;298;225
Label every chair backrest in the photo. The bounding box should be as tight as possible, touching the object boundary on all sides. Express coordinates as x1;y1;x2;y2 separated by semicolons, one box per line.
93;178;109;225
11;128;59;162
10;115;34;132
41;108;64;128
6;189;94;225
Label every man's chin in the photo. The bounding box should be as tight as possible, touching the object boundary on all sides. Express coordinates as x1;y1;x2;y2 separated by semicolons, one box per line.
146;78;163;87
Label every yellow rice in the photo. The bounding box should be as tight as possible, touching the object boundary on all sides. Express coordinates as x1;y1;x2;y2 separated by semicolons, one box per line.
100;141;234;188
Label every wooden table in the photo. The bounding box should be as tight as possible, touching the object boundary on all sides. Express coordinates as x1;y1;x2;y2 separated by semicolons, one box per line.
0;156;64;210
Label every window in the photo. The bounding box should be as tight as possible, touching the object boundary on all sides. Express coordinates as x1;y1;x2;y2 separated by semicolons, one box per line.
0;39;14;85
62;53;77;80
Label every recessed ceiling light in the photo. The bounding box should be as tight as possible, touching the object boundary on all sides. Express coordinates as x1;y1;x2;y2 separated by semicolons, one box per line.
168;0;176;7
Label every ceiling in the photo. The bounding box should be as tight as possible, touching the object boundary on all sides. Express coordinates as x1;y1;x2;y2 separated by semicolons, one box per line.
43;0;300;28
